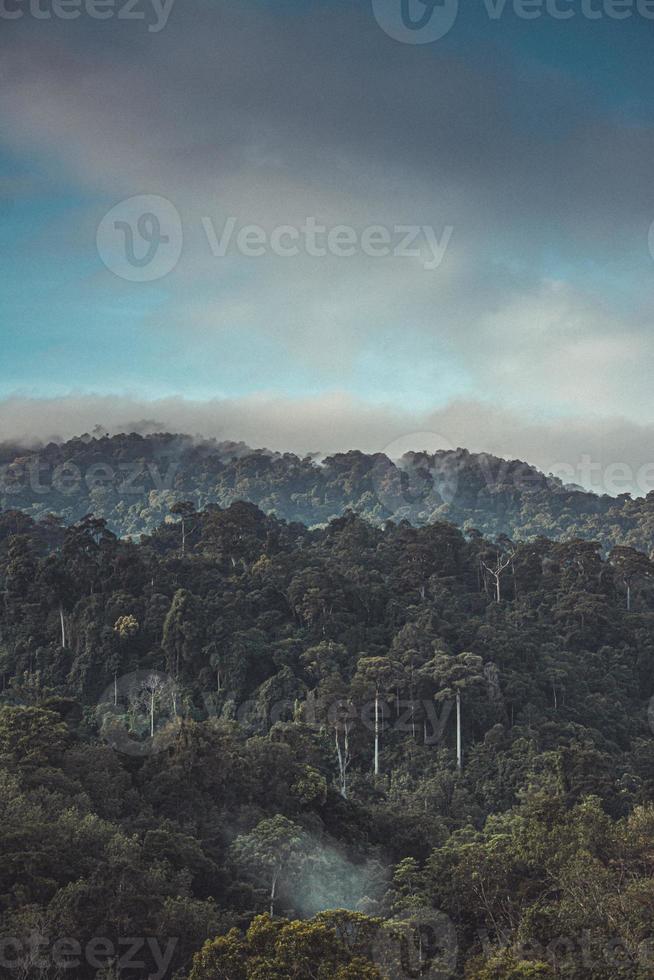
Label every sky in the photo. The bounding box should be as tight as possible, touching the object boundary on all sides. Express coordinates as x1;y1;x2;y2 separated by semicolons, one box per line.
1;0;654;491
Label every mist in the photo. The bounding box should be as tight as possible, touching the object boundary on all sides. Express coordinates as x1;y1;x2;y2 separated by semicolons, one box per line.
290;834;389;920
3;392;654;495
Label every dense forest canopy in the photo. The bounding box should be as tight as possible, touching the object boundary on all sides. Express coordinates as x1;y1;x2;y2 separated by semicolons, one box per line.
2;489;654;977
3;432;654;552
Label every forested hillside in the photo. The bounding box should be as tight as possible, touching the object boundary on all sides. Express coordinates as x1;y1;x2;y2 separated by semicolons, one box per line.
2;502;654;977
3;432;654;551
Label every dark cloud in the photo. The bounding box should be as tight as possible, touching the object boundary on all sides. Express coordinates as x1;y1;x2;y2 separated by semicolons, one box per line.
2;1;653;241
1;0;653;454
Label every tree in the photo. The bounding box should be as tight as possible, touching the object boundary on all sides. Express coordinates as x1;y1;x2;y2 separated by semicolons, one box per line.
162;589;203;679
300;641;351;683
5;535;37;598
608;546;653;611
303;672;357;799
466;951;555;979
424;652;485;770
230;815;308;916
352;656;403;777
38;554;73;648
189;913;383;980
113;614;139;640
480;539;515;603
0;705;69;774
126;672;178;739
170;501;197;556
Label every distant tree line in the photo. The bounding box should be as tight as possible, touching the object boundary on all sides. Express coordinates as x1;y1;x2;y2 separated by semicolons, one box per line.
4;432;654;553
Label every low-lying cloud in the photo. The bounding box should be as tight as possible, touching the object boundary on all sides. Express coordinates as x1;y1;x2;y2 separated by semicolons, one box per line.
2;392;654;496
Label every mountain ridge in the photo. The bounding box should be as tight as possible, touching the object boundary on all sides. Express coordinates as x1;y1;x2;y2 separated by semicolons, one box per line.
2;432;654;553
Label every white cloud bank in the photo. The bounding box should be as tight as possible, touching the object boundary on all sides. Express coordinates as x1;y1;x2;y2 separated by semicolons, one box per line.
2;392;654;496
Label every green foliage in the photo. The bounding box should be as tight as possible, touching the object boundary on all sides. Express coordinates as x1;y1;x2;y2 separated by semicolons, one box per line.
7;434;654;555
188;912;383;980
1;496;654;977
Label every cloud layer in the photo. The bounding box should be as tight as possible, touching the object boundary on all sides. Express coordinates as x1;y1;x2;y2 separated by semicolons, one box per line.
3;392;654;496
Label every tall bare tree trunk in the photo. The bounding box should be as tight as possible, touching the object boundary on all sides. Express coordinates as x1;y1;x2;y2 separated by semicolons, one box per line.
411;686;416;740
456;690;462;771
374;690;380;776
270;872;278;917
336;722;351;798
59;603;66;648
